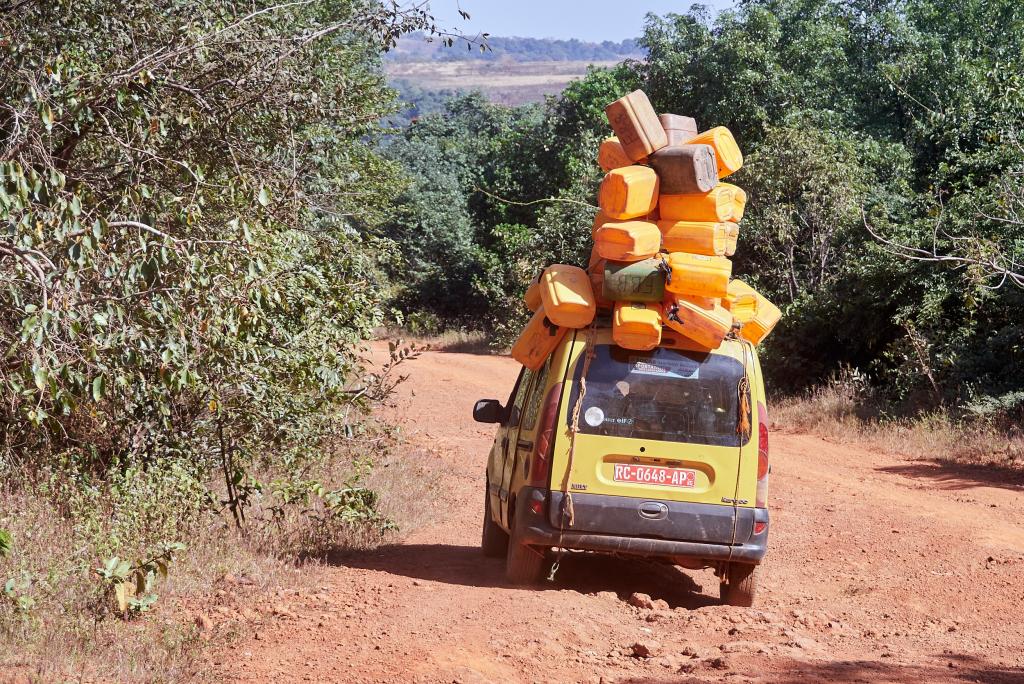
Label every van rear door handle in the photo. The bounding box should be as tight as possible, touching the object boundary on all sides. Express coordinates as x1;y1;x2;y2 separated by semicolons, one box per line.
517;440;533;451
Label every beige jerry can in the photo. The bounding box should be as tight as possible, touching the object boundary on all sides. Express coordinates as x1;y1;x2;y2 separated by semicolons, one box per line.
663;294;733;350
598;137;646;171
538;264;596;329
687;127;743;178
739;288;782;345
723;279;758;323
511;307;569;371
664;252;732;298
593;220;661;262
659;113;698;146
724;222;739;257
659;184;736;222
658;220;729;256
720;182;747;221
598;165;660;220
612;301;662;351
605;90;668;161
648;144;718;195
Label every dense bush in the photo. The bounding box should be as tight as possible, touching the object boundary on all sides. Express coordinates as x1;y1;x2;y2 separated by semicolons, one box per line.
0;0;437;645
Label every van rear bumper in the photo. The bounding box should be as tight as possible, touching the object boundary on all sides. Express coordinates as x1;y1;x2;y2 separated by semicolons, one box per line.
515;487;768;565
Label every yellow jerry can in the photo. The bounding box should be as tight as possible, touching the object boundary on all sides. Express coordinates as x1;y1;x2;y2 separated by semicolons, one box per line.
724;222;739;257
612;301;662;351
663;294;733;350
687;126;743;178
723;279;758;324
538;264;596;329
594;221;662;262
664;252;732;298
739;288;782;346
657;220;730;256
605;90;668;161
659;184;736;222
720;182;747;222
511;307;569;371
598;165;660;220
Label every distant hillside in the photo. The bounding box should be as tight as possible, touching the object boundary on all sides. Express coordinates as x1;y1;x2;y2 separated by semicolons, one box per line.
386;60;619;109
387;32;643;63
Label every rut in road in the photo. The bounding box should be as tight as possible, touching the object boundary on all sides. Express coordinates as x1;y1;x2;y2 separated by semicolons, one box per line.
213;344;1024;684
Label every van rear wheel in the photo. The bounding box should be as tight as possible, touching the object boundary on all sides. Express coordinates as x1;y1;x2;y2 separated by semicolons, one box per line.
720;562;758;607
505;519;547;585
481;487;509;558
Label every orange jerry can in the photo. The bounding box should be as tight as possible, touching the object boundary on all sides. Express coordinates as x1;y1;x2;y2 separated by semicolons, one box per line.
587;258;613;310
664;252;732;298
687;127;743;178
598;136;646;171
511;307;569;371
739;288;782;346
659;184;736;222
613;301;662;351
723;279;758;323
659;113;698;146
663;294;733;350
591;209;614;238
594;220;662;262
598;165;660;220
658;220;730;256
648;144;718;195
720;182;747;221
524;281;542;312
724;222;739;257
605;90;668;161
539;264;596;329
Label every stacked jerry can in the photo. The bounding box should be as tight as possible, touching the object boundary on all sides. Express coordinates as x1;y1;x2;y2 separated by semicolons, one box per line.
512;89;782;368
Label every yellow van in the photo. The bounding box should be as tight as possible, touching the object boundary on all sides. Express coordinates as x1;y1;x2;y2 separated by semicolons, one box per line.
474;323;770;606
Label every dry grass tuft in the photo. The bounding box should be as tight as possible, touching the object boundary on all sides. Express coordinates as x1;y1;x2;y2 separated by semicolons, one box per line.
772;374;1024;470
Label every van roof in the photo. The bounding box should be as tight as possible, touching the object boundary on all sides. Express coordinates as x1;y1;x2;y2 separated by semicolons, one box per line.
571;324;755;363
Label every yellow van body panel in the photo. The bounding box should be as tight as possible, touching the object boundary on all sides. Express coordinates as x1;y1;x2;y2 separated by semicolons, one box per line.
543;329;761;510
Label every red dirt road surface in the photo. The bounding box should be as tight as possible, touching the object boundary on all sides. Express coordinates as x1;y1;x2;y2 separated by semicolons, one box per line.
216;344;1024;683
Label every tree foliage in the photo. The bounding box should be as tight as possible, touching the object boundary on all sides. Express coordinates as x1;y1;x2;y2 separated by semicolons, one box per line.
0;0;434;524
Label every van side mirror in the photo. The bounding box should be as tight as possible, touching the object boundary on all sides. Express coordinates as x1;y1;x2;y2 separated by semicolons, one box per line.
473;399;504;424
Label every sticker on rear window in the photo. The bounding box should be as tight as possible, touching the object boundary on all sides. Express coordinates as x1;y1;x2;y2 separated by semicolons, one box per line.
584;406;605;426
629;356;700;380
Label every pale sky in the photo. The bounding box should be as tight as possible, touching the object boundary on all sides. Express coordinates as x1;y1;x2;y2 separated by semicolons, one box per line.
426;1;735;42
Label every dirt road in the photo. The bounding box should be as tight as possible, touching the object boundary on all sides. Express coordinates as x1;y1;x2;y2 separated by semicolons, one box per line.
216;345;1024;683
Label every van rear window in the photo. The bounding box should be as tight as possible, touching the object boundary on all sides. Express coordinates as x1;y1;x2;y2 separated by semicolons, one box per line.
566;344;749;447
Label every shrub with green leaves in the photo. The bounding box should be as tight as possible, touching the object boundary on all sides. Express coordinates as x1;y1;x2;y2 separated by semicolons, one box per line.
0;0;438;521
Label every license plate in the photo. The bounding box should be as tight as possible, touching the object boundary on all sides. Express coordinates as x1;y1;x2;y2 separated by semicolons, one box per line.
613;464;696;488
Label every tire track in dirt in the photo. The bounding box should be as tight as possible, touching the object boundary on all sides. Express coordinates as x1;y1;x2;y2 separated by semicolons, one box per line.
214;345;1024;683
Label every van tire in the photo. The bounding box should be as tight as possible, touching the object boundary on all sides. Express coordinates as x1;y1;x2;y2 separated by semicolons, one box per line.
720;562;758;607
505;520;546;584
481;488;509;558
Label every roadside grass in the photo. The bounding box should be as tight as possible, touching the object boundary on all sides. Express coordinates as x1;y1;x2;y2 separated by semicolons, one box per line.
0;422;443;683
772;379;1024;471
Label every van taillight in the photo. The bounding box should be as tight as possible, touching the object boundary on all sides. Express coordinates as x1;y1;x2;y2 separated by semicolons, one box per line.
528;382;563;487
756;401;769;508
